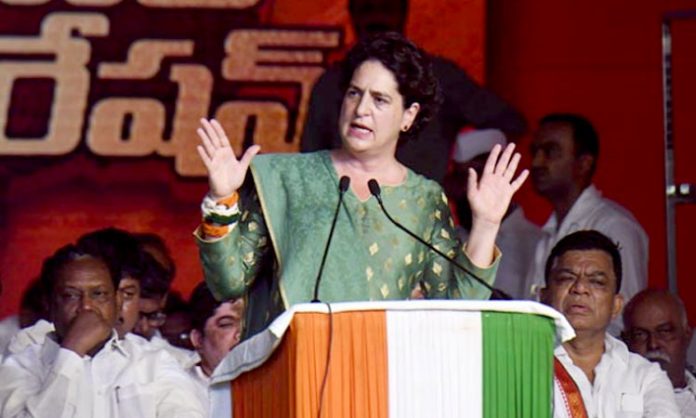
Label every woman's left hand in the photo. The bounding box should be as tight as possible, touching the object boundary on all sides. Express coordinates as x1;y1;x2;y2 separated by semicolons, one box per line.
466;143;528;229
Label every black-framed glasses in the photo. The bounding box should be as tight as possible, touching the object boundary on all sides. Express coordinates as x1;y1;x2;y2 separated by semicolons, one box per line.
139;310;167;326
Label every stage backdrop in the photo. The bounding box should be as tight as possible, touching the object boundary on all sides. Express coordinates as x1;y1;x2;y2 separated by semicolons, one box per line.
0;0;485;318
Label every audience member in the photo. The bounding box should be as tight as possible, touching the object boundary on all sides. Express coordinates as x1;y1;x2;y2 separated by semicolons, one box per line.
0;242;206;417
132;233;175;340
77;227;147;339
131;234;197;366
0;278;48;359
528;114;648;333
444;129;542;298
161;292;194;351
623;289;696;417
188;282;244;388
541;230;679;418
300;0;526;183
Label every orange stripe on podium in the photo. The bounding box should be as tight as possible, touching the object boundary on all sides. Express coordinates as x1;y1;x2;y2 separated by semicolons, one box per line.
231;311;389;418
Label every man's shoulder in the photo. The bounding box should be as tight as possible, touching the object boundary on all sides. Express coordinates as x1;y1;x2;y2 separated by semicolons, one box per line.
605;335;665;379
6;320;54;356
572;186;646;234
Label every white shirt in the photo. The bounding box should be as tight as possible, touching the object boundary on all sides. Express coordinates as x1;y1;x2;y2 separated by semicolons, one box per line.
149;331;199;369
675;370;696;418
0;331;206;418
4;319;54;358
457;206;543;299
526;185;648;334
0;315;20;362
189;363;211;409
553;334;680;418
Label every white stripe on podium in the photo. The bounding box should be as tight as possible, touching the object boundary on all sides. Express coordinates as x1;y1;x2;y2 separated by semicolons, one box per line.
386;310;483;418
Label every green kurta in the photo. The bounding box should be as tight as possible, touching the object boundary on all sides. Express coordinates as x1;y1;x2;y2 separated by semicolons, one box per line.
196;151;499;332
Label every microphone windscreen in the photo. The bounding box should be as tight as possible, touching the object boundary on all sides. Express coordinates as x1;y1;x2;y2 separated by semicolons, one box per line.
367;179;381;197
339;176;351;192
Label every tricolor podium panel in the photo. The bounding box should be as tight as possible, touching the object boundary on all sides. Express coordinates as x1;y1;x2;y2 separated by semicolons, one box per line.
209;300;574;418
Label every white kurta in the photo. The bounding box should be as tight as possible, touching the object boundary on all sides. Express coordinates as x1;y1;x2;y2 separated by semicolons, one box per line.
675;370;696;418
526;185;648;334
553;334;680;418
0;332;206;418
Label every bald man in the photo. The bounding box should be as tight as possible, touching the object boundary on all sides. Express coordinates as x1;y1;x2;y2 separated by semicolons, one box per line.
623;289;696;417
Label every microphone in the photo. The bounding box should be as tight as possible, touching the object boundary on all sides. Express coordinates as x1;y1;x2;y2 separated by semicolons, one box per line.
312;176;351;303
367;179;511;300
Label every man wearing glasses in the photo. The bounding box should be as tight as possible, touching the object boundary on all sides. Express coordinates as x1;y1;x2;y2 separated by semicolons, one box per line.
623;289;696;417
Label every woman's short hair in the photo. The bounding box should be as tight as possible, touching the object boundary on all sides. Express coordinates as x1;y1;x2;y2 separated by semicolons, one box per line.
341;31;441;142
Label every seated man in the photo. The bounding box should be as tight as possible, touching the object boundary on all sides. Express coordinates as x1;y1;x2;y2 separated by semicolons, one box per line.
541;230;679;418
0;242;205;418
188;282;244;387
623;289;696;417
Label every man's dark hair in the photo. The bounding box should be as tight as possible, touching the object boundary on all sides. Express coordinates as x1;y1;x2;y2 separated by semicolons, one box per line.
40;243;120;294
77;227;144;283
544;230;622;293
540;113;599;175
139;251;172;300
189;282;222;332
340;31;441;142
133;232;176;279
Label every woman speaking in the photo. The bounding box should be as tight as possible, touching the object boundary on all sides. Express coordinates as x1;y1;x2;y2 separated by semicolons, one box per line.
194;32;528;334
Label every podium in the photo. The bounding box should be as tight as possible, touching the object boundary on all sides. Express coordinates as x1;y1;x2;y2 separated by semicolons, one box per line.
209;300;574;418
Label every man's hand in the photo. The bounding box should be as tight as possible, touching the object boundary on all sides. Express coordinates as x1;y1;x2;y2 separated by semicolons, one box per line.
60;310;113;357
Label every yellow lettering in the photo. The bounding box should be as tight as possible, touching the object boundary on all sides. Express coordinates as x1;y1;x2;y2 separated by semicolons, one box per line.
0;13;109;155
98;40;194;79
214;100;289;166
166;65;213;176
87;98;165;156
222;29;340;152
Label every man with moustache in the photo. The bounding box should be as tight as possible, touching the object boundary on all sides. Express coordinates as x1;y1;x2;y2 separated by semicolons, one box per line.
528;114;648;334
0;242;205;418
623;289;696;417
541;230;678;418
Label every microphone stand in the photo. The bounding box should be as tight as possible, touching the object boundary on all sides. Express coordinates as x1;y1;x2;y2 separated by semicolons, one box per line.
312;176;351;303
367;179;511;300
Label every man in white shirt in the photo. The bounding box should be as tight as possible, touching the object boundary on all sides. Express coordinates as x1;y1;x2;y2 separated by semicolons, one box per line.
623;289;696;417
188;282;244;388
541;230;679;418
0;242;205;418
528;114;648;334
444;129;542;299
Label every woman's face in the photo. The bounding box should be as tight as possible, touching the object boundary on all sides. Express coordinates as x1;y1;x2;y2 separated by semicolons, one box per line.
338;59;419;158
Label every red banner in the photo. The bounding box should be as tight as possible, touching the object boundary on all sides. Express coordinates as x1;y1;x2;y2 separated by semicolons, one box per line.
0;0;485;317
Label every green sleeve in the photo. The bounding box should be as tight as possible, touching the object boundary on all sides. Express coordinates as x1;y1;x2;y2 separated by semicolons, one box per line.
194;189;270;301
421;190;499;300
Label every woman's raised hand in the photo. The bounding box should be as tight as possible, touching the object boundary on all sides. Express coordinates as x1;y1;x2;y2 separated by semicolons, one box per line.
466;143;528;229
196;118;260;200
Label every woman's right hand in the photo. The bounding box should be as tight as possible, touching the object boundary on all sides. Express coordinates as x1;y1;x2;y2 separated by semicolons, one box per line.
196;118;260;200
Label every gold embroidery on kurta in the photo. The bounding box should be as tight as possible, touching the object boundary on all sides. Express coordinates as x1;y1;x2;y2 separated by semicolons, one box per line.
380;284;390;298
432;261;442;276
